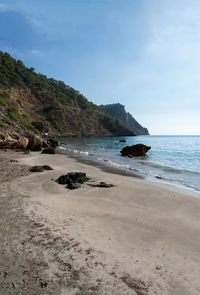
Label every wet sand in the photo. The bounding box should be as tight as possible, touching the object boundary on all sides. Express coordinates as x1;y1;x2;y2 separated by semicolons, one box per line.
1;150;200;294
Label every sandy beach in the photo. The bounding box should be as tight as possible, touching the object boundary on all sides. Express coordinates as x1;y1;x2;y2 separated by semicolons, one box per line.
0;150;200;295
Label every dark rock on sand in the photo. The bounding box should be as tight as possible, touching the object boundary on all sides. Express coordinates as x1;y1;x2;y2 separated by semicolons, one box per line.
29;166;44;172
10;159;18;163
29;165;53;172
43;165;53;170
67;183;81;190
88;182;114;188
120;144;151;157
57;172;88;189
57;173;113;190
68;172;88;183
57;172;88;184
57;175;68;184
41;147;56;154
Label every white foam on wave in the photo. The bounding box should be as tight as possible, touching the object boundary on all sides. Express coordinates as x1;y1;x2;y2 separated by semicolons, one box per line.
96;157;145;174
58;146;89;156
58;146;66;150
106;159;130;169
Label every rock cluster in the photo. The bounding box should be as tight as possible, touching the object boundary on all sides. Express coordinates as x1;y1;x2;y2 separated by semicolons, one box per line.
56;172;89;190
0;132;60;153
56;173;115;190
0;133;28;149
120;144;151;157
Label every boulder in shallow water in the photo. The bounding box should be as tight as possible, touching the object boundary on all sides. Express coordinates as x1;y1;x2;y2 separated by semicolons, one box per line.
120;144;151;157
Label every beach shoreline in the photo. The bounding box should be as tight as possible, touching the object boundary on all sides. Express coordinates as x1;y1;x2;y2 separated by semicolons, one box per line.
0;149;200;294
57;135;200;194
57;146;200;196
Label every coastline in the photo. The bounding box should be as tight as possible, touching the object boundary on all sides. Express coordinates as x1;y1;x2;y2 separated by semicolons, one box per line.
57;146;200;195
57;135;200;193
1;149;200;294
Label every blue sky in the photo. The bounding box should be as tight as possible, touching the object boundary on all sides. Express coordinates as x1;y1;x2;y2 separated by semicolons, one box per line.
0;0;200;134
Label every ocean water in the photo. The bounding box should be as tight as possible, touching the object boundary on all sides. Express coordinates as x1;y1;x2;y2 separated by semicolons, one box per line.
57;135;200;193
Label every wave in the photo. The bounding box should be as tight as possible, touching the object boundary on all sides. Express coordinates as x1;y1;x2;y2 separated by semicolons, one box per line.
58;145;200;176
58;146;90;156
138;161;200;175
58;146;144;174
58;145;200;193
97;158;142;172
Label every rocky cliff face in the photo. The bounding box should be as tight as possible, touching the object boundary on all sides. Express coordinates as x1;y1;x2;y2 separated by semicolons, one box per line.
99;103;149;135
0;52;146;137
0;88;135;137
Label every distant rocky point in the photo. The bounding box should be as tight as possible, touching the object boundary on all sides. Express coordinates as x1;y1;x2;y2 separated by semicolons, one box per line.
99;103;149;135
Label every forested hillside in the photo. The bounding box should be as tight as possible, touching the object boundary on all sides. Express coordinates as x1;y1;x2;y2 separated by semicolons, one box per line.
0;52;145;137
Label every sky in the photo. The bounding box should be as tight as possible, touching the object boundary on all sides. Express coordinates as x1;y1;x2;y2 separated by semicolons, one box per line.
0;0;200;135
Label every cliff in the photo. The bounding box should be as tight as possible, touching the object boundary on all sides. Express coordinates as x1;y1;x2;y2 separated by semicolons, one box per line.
0;52;145;137
99;103;149;135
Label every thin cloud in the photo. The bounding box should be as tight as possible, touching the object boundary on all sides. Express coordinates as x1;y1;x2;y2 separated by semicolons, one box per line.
26;16;49;35
30;49;43;56
0;3;8;12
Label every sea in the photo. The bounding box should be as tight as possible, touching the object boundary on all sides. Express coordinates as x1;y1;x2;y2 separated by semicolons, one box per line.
57;135;200;193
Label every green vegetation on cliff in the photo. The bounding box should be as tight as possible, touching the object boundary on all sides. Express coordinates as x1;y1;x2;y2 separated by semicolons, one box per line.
0;52;95;110
0;51;146;137
99;103;149;135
